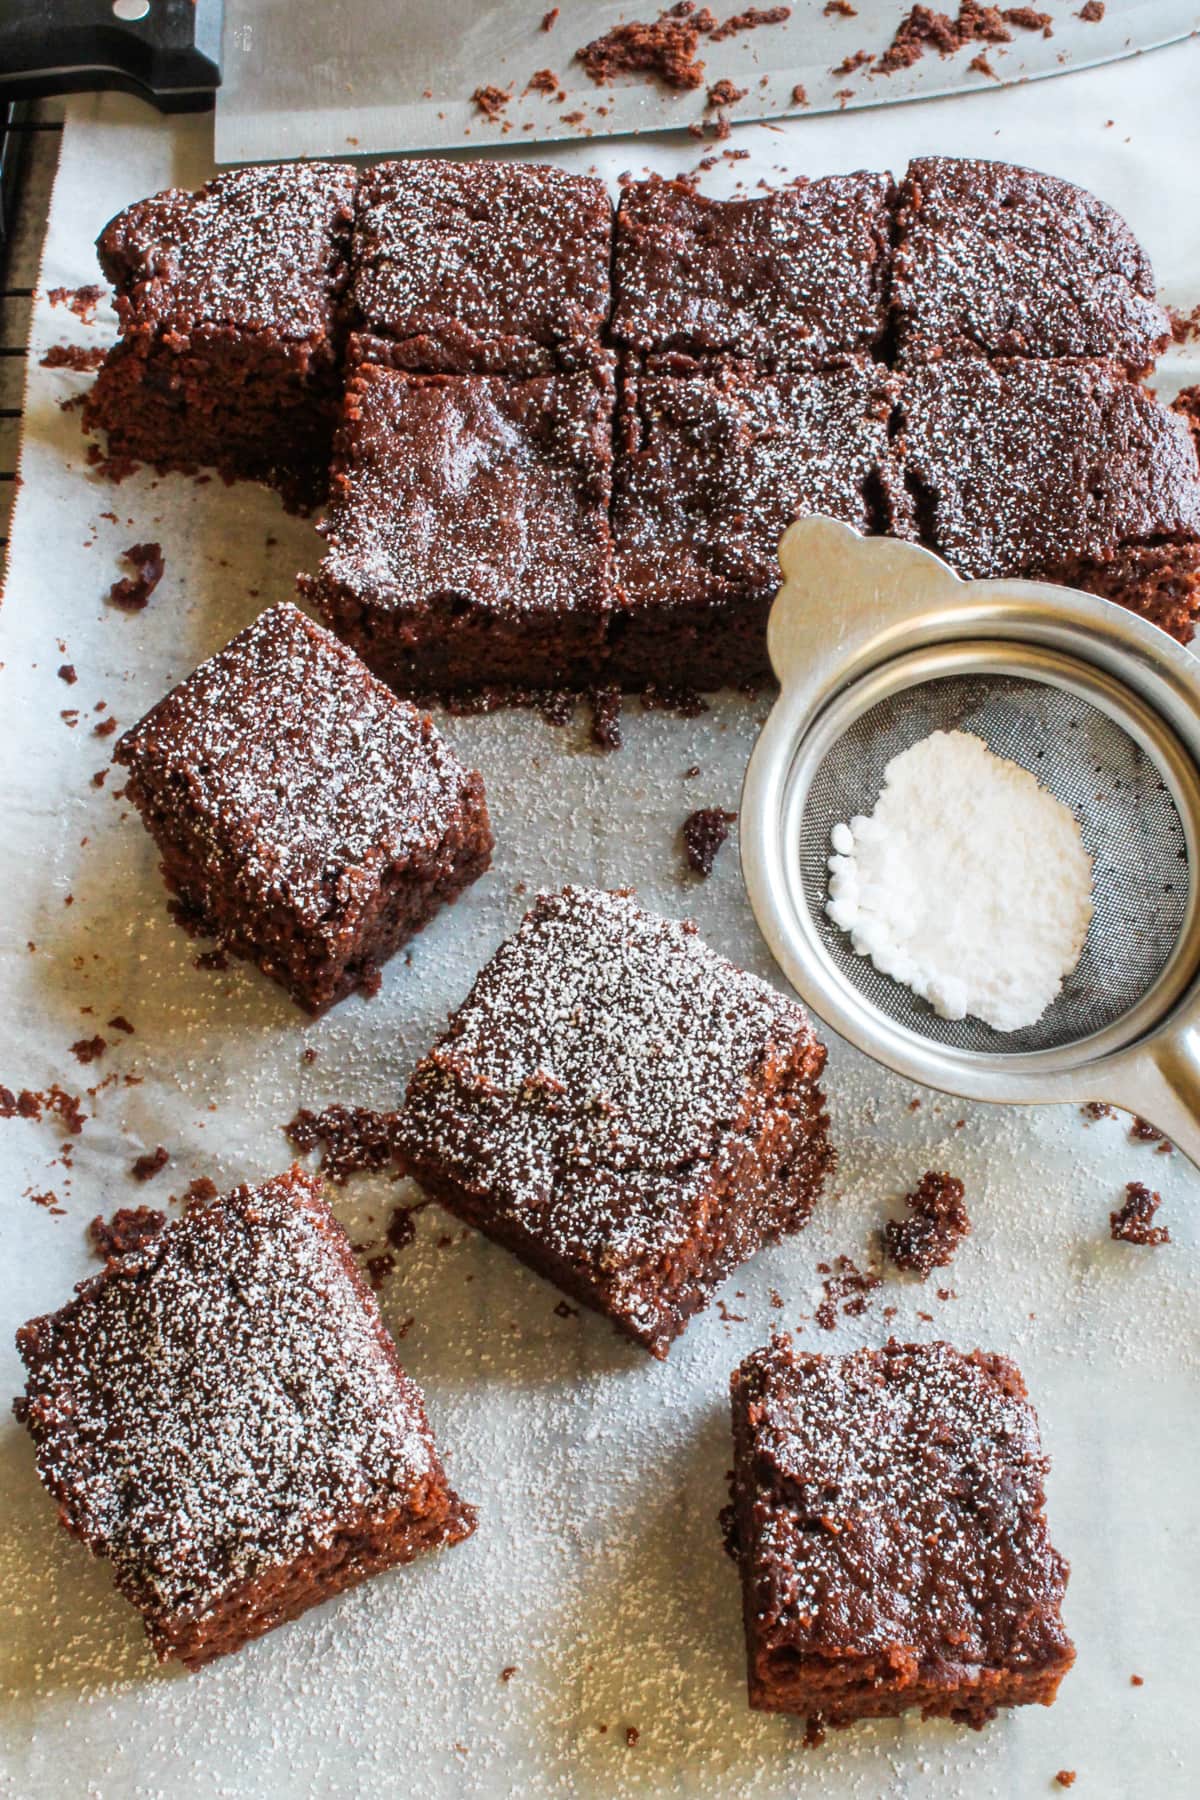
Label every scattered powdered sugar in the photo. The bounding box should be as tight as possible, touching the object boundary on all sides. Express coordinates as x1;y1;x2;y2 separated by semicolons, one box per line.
826;730;1093;1031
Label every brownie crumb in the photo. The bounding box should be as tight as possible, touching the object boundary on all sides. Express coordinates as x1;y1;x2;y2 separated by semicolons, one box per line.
364;1251;395;1291
553;1298;580;1318
969;50;998;75
590;686;623;751
47;283;104;322
1129;1114;1172;1152
1;1084;87;1134
527;68;560;93
833;48;872;75
285;1104;400;1184
472;85;512;119
683;807;737;876
542;6;560;26
89;1205;166;1261
57;664;77;684
178;1175;219;1209
707;78;748;106
1078;0;1103;15
131;1145;169;1182
69;1035;107;1065
577;4;714;91
1080;1101;1114;1122
1055;1777;1076;1791
791;82;809;103
825;1;857;13
814;1255;880;1329
93;715;118;738
877;3;1050;75
1130;1673;1144;1686
883;1171;970;1277
385;1199;429;1252
625;1726;640;1747
107;1015;135;1034
107;542;164;612
1110;1181;1169;1247
41;342;107;372
708;6;792;43
500;1664;518;1681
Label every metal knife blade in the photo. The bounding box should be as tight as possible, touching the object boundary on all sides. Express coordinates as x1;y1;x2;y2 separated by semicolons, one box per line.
215;0;1199;165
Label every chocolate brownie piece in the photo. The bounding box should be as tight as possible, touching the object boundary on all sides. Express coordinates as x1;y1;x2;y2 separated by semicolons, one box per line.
894;156;1170;374
84;164;356;505
728;1338;1075;1729
302;360;616;693
611;355;907;687
115;602;492;1013
350;159;612;374
394;887;833;1357
612;174;893;369
897;357;1200;640
14;1167;474;1668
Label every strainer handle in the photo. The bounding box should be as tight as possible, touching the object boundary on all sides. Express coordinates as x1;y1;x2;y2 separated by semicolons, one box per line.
1105;1030;1200;1170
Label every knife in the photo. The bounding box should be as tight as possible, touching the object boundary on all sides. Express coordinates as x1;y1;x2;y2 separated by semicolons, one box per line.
0;0;222;113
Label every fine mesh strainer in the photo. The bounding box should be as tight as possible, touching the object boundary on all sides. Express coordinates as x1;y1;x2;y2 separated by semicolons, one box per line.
740;518;1200;1166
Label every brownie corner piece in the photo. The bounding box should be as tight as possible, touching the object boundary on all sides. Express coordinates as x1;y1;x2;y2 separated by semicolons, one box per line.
728;1337;1075;1730
612;172;893;369
350;158;612;374
893;155;1170;373
394;886;833;1356
84;162;357;502
303;357;616;693
116;600;492;1012
14;1165;474;1667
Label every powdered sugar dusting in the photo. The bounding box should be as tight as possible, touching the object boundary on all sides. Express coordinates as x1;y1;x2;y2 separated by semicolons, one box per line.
15;1168;440;1629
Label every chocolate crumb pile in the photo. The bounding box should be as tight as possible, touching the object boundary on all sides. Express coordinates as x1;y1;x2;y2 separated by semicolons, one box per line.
89;1206;167;1262
108;542;164;612
878;4;1052;76
814;1255;880;1328
884;1170;971;1277
576;4;791;91
682;807;737;875
1110;1181;1169;1247
285;1103;400;1184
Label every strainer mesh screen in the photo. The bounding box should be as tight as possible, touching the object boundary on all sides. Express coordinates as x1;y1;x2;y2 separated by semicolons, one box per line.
798;674;1189;1053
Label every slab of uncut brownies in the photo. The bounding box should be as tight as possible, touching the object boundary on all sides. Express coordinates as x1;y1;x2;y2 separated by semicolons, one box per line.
611;173;893;369
350;159;612;374
115;601;492;1012
302;359;617;692
893;156;1171;373
14;1167;474;1668
84;163;356;505
394;887;834;1356
727;1338;1075;1730
610;355;907;688
896;356;1200;641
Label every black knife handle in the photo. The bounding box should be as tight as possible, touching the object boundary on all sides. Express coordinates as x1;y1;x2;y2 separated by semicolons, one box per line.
0;0;222;113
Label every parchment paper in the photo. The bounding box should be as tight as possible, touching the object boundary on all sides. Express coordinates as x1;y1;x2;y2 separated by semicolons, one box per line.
2;49;1199;1799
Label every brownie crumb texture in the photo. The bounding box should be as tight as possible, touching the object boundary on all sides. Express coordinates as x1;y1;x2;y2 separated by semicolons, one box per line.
1109;1181;1169;1246
683;806;737;875
89;1205;167;1261
285;1103;400;1184
884;1171;970;1277
107;542;164;612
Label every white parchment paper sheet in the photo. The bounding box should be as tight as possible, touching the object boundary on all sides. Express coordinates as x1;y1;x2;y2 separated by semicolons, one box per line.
2;45;1199;1799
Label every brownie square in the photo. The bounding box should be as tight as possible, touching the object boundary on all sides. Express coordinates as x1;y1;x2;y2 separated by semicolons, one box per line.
14;1167;475;1668
610;355;907;688
728;1339;1075;1730
897;357;1200;640
893;156;1170;374
394;887;833;1357
350;159;612;375
612;174;893;370
84;164;357;505
115;601;492;1013
302;360;617;693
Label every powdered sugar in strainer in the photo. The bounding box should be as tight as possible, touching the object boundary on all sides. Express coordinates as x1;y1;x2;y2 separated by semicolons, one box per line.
740;518;1200;1165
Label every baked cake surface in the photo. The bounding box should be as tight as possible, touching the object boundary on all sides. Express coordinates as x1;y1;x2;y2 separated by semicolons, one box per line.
394;887;833;1356
611;355;905;686
728;1338;1075;1729
116;601;492;1012
894;156;1170;372
612;174;893;369
14;1167;474;1667
304;361;616;692
350;159;612;374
